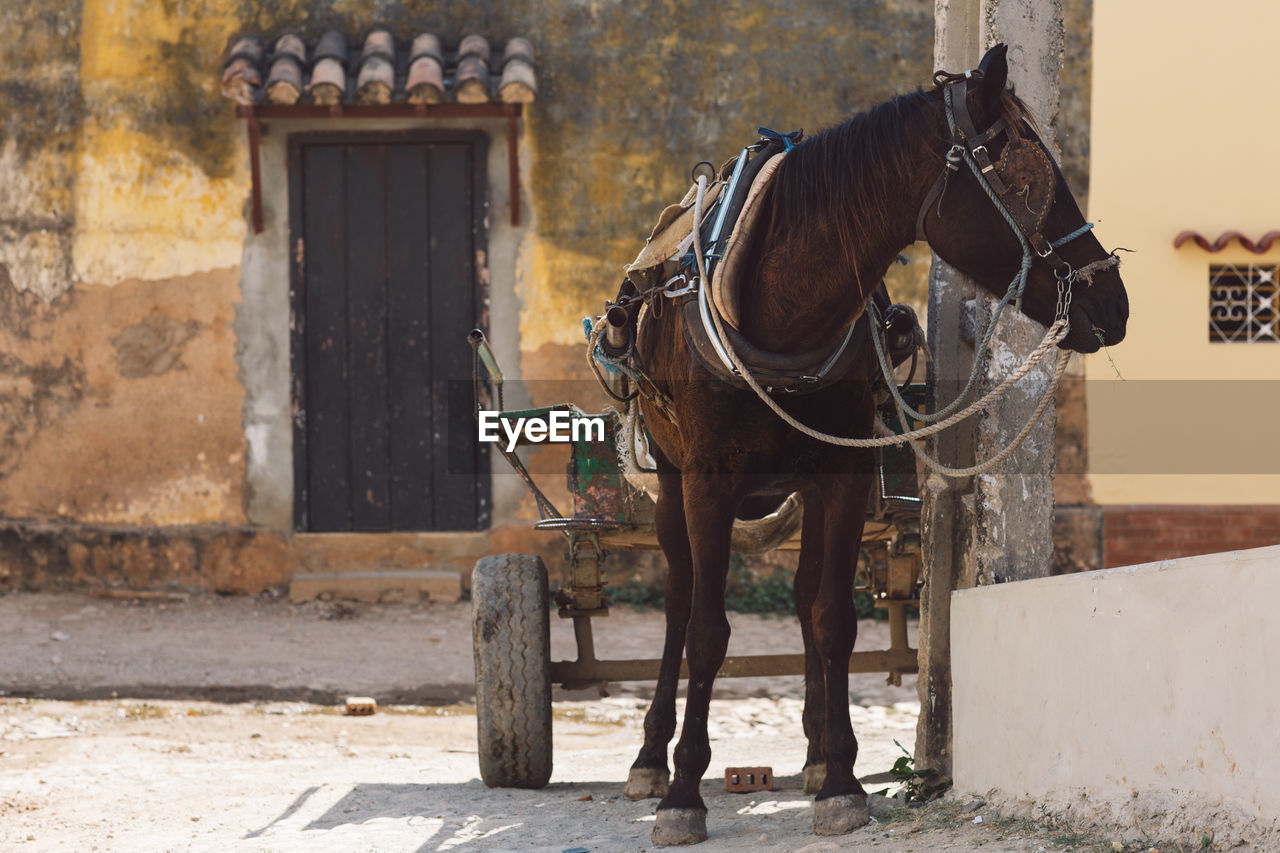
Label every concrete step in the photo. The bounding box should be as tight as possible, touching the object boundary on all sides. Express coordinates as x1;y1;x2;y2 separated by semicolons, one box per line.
289;570;461;604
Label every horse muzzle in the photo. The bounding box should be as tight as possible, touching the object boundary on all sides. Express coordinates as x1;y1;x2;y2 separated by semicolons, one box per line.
1060;297;1127;353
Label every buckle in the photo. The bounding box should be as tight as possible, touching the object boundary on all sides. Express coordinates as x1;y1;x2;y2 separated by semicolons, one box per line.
662;273;696;298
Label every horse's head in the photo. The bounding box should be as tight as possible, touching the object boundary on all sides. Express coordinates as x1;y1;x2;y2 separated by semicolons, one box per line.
919;44;1128;354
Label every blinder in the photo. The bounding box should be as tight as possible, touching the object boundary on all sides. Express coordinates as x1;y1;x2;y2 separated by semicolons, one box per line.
917;73;1072;271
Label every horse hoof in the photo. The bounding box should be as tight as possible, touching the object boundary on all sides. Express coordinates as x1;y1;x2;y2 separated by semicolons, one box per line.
651;808;708;846
624;767;669;800
812;793;870;836
802;763;826;795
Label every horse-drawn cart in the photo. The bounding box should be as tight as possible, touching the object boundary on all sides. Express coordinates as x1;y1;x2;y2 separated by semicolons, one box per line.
467;330;924;789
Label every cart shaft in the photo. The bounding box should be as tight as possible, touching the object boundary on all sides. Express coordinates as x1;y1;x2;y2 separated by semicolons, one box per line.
551;647;917;687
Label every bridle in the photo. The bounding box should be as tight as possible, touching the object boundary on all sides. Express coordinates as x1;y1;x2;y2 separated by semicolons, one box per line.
873;69;1113;428
916;70;1095;281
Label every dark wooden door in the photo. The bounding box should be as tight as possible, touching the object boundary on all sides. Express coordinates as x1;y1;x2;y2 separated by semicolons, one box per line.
289;132;489;532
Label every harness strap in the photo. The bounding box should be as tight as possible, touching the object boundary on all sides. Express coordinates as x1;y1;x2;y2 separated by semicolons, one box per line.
681;297;866;393
915;156;956;243
948;81;1009;195
756;126;801;151
971;117;1010;148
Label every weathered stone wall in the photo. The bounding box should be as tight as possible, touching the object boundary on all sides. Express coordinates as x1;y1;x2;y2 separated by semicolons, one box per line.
2;0;1109;592
2;0;253;558
2;0;950;591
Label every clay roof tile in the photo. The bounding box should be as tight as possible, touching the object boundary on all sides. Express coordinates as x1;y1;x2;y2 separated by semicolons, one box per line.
220;29;536;106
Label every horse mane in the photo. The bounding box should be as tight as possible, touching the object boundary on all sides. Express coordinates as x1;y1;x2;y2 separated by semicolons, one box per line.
763;87;939;277
739;82;1037;346
764;84;1037;278
997;88;1039;140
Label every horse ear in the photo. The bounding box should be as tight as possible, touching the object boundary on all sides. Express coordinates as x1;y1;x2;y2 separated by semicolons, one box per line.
975;43;1009;120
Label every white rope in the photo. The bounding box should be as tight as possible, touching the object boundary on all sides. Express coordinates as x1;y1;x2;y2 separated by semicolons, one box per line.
689;176;1069;468
890;345;1068;478
616;395;660;499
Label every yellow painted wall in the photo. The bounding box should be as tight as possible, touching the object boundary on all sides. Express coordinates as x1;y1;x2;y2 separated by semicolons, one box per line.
75;0;249;287
1088;0;1280;503
1;0;253;532
3;0;950;591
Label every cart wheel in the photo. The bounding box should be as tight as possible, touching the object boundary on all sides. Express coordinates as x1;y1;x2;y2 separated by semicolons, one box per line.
471;553;553;789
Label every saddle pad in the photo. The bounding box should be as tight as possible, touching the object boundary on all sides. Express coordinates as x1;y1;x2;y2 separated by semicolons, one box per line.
626;180;724;274
710;151;787;330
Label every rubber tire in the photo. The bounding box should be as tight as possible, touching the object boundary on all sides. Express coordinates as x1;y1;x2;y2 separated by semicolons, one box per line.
472;553;553;789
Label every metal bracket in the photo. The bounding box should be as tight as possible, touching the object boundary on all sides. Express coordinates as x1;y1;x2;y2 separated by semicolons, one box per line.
562;531;607;614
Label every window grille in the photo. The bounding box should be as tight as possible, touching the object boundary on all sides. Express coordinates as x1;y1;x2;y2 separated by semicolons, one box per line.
1209;264;1279;343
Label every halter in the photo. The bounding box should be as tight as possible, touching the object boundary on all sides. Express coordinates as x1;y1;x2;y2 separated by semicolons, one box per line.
879;70;1102;427
917;70;1092;273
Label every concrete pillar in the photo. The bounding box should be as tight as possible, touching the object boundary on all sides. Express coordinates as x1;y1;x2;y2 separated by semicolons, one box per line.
916;0;1065;777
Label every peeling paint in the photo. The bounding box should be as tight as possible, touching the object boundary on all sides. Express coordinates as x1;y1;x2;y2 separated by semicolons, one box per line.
73;125;248;285
112;311;201;377
0;270;247;526
1;0;252;297
0;0;81;302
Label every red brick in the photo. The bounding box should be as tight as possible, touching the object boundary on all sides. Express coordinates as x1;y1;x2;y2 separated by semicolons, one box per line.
1103;504;1280;567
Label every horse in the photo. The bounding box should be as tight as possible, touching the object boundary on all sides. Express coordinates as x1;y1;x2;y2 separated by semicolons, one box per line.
616;44;1129;845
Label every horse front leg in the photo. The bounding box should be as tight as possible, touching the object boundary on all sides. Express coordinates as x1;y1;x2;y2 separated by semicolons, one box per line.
625;469;691;800
811;471;874;836
651;474;735;846
794;486;828;794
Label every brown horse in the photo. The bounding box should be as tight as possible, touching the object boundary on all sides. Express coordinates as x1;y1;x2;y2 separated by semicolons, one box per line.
621;45;1128;844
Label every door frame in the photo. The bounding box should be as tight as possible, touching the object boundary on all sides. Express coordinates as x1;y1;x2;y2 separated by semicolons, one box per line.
286;129;491;532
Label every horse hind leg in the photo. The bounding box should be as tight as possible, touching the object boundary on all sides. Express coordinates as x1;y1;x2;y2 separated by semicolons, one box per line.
794;485;827;795
625;470;690;801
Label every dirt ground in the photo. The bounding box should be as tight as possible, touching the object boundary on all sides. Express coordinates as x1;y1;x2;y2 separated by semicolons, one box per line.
0;593;1158;852
0;591;917;706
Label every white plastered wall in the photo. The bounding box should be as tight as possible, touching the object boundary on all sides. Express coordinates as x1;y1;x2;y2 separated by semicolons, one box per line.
952;545;1280;841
